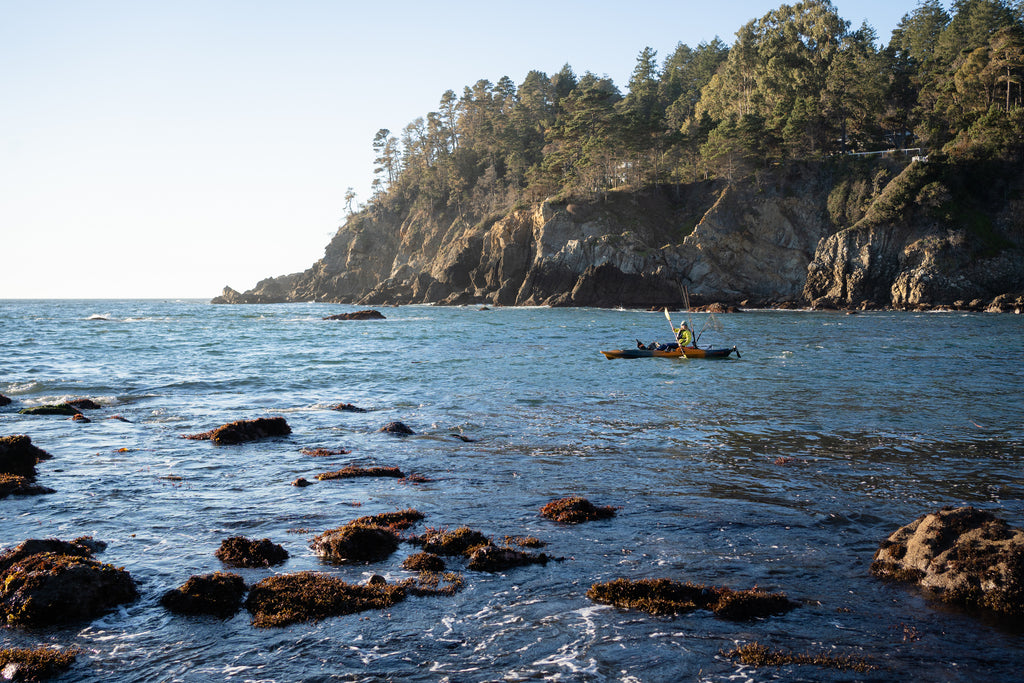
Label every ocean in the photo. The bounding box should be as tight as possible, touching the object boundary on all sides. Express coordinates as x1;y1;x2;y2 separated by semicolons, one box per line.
1;299;1022;682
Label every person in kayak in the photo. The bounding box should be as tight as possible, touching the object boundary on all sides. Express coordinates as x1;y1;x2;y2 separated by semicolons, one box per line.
675;322;693;347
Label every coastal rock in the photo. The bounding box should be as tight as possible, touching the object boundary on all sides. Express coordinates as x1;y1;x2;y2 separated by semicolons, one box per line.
184;417;291;444
316;465;405;480
0;394;11;407
66;398;102;410
215;160;1022;309
378;421;414;436
587;578;797;620
402;552;445;572
215;537;289;568
540;496;616;524
466;544;551;572
310;523;401;564
161;572;246;618
331;402;367;413
870;506;1024;616
0;474;55;499
322;309;386;321
0;647;77;681
17;404;82;417
244;571;407;627
0;435;51;479
0;540;137;627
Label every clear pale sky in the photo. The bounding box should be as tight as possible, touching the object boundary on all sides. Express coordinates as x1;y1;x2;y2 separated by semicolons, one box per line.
2;1;924;299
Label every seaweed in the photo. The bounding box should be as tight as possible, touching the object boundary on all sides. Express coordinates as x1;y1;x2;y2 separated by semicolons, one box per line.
539;496;616;524
310;524;400;564
215;537;288;568
587;578;797;620
161;572;246;619
350;508;425;532
721;642;875;672
0;646;78;680
402;552;445;572
412;527;490;556
244;571;405;628
316;466;405;480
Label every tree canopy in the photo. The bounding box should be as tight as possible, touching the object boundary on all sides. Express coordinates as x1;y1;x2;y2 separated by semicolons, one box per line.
358;0;1024;224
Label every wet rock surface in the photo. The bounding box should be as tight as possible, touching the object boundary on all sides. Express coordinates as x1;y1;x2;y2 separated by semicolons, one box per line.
215;537;289;568
378;421;415;435
161;572;246;619
871;506;1024;616
587;578;797;620
322;310;386;321
17;404;83;417
540;496;617;524
0;539;137;628
244;571;406;628
0;435;51;479
310;524;401;564
316;465;405;480
0;646;78;681
0;474;55;499
184;417;292;444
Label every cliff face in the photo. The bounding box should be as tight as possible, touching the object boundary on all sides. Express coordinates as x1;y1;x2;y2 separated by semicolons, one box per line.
214;160;1023;310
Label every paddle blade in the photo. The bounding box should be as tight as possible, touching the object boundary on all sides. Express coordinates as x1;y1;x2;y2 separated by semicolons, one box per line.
663;308;672;324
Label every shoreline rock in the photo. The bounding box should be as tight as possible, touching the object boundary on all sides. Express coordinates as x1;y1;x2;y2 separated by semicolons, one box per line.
870;506;1024;617
184;417;291;444
215;537;289;568
161;572;246;619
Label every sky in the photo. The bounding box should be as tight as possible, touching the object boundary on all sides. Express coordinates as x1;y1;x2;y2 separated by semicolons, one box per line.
2;0;927;299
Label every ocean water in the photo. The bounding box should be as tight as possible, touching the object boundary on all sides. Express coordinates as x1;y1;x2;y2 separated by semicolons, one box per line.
0;299;1022;682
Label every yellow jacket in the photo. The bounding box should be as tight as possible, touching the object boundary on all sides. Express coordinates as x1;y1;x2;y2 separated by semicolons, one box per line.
675;327;693;346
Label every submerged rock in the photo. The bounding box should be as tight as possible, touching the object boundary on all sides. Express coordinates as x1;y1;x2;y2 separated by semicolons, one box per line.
0;394;11;407
0;435;51;479
540;496;617;524
587;578;797;620
331;402;368;413
322;310;386;321
378;421;414;435
467;544;551;572
0;473;55;499
0;540;137;628
65;398;102;410
17;404;82;417
316;465;405;480
402;552;445;572
0;646;78;680
184;417;292;444
871;506;1024;616
161;572;246;619
350;508;425;531
215;537;289;568
310;523;401;564
244;571;406;627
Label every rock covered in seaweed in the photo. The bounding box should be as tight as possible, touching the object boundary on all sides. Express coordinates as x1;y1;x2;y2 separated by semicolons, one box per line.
244;571;406;627
215;537;289;568
322;310;386;321
870;506;1024;616
0;538;137;627
310;523;401;564
161;572;246;618
0;646;78;681
467;545;551;572
587;578;797;620
539;496;616;524
0;473;55;499
402;552;445;572
378;421;414;435
316;465;405;480
184;417;291;444
17;404;83;417
0;436;52;479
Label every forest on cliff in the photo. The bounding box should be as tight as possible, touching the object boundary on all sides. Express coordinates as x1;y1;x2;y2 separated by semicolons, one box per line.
360;0;1022;224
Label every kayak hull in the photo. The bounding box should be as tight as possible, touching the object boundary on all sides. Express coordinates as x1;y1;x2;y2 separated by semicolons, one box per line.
601;345;739;360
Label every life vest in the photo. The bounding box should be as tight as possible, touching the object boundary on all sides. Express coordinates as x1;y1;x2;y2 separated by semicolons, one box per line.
676;327;692;346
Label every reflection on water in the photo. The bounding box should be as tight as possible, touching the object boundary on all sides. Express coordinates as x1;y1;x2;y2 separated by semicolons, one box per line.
0;300;1021;681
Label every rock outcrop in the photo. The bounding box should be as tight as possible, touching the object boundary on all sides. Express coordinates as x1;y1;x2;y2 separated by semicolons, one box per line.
0;538;137;627
214;160;1022;309
871;506;1024;617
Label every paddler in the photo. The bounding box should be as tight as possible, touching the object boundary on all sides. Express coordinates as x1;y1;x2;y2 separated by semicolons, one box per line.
674;321;693;347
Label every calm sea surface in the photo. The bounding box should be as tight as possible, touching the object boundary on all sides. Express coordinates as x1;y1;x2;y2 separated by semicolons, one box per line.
1;300;1022;682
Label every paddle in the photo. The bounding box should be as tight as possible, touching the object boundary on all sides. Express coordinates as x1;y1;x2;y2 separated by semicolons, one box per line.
663;308;685;354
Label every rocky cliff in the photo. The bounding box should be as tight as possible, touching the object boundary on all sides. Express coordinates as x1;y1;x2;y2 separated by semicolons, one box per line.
214;159;1023;311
